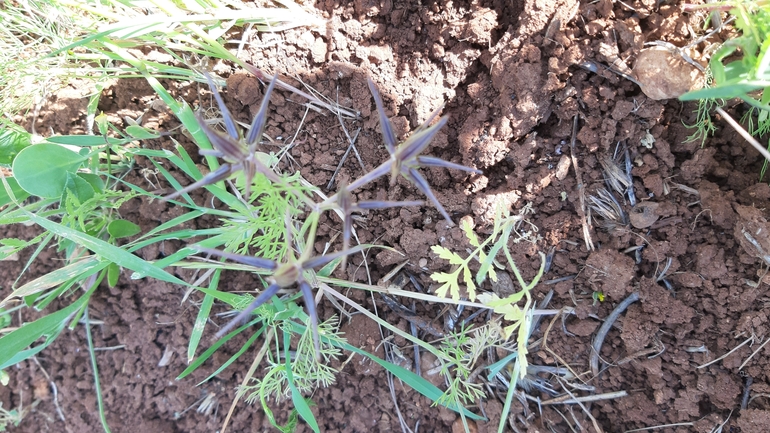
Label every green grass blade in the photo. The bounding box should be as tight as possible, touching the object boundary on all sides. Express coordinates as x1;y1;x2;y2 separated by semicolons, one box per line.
127;227;223;251
30;281;75;311
84;307;112;433
0;283;96;369
140;233;231;277
487;351;519;381
45;135;131;147
284;330;320;433
188;268;220;363
21;231;56;283
680;82;769;100
198;324;263;385
0;257;103;306
337;340;484;420
0;329;62;370
0;177;30;207
20;211;190;286
135;210;205;241
176;317;262;380
498;360;520;433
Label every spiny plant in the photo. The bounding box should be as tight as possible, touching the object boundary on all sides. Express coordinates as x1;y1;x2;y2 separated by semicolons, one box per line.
163;72;284;202
320;79;482;223
141;71;486;431
1;3;491;429
166;72;482;357
194;223;366;358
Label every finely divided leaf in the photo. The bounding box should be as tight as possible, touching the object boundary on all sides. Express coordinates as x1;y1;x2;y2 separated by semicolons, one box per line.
431;245;464;265
431;270;462;300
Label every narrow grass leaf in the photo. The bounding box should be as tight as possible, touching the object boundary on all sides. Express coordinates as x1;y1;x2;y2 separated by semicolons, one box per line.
45;135;131;147
198;325;263;384
11;230;55;292
316;256;342;277
188;268;220;363
1;257;102;306
0;283;96;369
284;331;321;433
177;317;261;380
498;360;520;433
0;177;29;207
338;340;484;420
486;351;519;381
29;281;75;311
21;212;190;286
0;325;65;370
134;210;204;241
83;307;113;433
680;82;768;100
477;233;506;286
127;228;223;254
131;233;230;279
191;285;251;310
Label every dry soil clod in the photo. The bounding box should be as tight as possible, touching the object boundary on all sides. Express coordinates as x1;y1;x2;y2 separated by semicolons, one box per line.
632;46;704;100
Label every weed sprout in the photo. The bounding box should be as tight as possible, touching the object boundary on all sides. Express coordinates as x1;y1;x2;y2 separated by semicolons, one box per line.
163;72;284;202
196;239;366;358
165;73;482;360
321;79;482;224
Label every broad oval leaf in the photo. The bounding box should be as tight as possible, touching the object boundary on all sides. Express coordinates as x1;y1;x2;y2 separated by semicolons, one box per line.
107;219;141;239
77;173;105;193
107;262;120;287
12;143;84;198
64;172;95;202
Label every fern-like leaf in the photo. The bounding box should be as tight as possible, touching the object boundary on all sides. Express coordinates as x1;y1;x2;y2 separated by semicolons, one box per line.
431;242;483;300
431;245;464;265
431;270;463;300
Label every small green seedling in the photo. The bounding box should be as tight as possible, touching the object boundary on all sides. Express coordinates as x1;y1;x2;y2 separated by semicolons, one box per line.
592;290;605;305
431;202;546;377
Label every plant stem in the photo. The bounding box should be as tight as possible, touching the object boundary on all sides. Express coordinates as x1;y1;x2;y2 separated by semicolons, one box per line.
715;106;770;163
84;306;112;433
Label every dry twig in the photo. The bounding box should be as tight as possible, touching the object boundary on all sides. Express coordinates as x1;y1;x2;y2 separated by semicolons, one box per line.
569;115;595;251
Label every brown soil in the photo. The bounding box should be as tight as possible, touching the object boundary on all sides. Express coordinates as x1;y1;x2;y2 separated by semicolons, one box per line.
4;0;770;432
